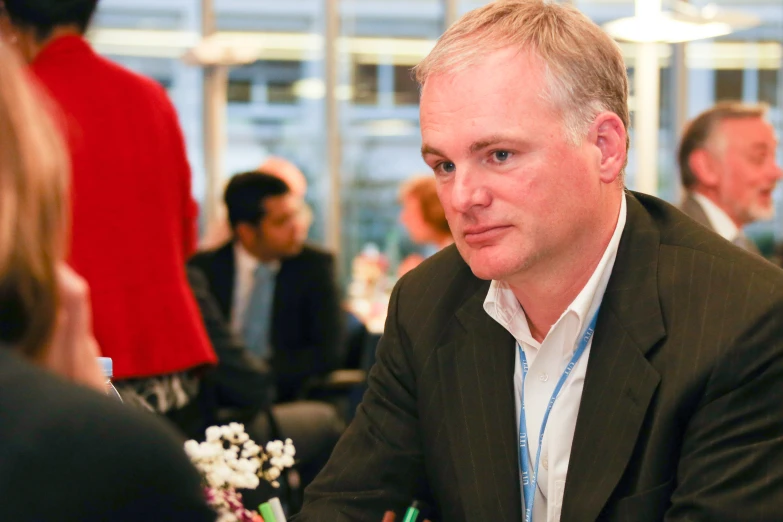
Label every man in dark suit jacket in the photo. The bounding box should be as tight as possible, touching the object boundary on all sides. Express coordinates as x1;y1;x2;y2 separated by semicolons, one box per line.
189;172;342;403
677;102;782;254
295;2;783;521
0;347;215;521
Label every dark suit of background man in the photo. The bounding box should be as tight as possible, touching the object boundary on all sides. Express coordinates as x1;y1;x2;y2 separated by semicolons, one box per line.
678;101;783;254
189;172;342;403
295;1;783;521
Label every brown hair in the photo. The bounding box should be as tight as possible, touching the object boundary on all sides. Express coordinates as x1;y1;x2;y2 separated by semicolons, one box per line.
400;176;450;237
414;0;630;154
678;101;767;189
0;44;68;358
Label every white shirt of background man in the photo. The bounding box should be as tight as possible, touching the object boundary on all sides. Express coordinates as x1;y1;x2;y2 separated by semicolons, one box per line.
691;191;739;242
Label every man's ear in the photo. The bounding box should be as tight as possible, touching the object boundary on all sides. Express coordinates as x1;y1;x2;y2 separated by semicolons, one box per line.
687;149;719;188
590;112;626;184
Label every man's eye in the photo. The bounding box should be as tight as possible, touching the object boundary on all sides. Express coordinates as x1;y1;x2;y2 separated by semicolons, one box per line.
437;162;456;174
492;151;511;162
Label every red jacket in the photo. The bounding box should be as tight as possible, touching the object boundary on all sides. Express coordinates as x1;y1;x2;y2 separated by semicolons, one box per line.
31;36;216;379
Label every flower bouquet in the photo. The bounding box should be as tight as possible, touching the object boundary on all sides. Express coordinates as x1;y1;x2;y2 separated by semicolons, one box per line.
185;423;296;522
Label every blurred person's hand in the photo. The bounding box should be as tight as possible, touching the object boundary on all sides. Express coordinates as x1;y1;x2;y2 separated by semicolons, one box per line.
42;264;105;392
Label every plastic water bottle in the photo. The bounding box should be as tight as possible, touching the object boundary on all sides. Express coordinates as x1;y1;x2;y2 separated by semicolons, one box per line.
97;357;123;402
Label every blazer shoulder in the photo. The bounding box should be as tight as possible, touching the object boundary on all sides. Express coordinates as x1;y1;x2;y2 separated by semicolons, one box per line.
301;244;336;263
189;242;233;272
395;245;485;320
635;191;783;289
283;244;335;270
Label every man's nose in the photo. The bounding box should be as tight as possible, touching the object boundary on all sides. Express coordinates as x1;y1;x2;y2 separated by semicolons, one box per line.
449;165;491;214
771;161;783;182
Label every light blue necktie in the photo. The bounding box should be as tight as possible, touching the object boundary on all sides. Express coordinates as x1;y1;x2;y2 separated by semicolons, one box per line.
241;263;276;359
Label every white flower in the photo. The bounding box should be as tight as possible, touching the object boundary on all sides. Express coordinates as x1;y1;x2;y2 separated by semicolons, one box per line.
241;442;260;458
266;440;284;454
205;426;222;443
184;440;200;458
234;459;254;474
203;441;224;459
209;463;235;489
280;455;295;468
223;449;238;462
184;424;298;517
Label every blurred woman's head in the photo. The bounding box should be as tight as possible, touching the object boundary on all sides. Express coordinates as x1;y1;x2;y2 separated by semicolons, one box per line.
399;175;451;247
0;0;99;62
0;43;68;358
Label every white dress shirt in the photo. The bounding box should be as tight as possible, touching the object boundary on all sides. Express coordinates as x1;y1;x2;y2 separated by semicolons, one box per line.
231;242;260;337
691;192;739;242
483;196;627;522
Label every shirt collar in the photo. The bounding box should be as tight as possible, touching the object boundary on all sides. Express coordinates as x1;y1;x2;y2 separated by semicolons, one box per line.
234;241;260;275
691;192;739;242
484;195;627;351
233;242;281;275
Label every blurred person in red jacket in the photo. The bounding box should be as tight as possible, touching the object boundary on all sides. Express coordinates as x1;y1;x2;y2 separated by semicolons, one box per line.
0;0;216;437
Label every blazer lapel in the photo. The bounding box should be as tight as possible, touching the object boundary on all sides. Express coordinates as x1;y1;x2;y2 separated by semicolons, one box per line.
211;242;237;321
680;194;714;232
437;282;522;521
561;192;665;522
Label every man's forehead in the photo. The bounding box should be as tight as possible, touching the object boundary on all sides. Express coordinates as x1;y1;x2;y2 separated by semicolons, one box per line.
421;47;543;97
709;117;776;150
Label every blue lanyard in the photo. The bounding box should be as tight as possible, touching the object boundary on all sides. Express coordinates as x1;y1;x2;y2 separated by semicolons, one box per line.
517;308;600;522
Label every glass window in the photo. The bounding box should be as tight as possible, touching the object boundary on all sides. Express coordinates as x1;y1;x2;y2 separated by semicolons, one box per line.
215;4;327;242
87;0;782;267
339;1;443;281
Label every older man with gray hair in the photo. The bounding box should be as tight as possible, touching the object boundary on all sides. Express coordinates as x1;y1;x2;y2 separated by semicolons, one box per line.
678;101;782;253
295;1;783;521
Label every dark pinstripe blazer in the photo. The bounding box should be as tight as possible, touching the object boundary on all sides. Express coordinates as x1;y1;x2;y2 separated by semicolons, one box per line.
297;191;783;522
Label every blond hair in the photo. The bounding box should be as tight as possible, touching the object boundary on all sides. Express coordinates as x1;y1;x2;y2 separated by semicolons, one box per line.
0;44;69;358
414;0;630;152
678;101;768;189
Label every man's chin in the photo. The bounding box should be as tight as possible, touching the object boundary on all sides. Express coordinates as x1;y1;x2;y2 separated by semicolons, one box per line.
285;244;305;257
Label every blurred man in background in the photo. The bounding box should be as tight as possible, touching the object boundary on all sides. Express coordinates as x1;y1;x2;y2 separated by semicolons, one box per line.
189;172;342;404
678;101;782;253
200;155;313;249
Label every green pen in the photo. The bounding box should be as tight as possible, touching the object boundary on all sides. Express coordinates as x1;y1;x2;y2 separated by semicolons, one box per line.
259;502;278;522
402;501;421;522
